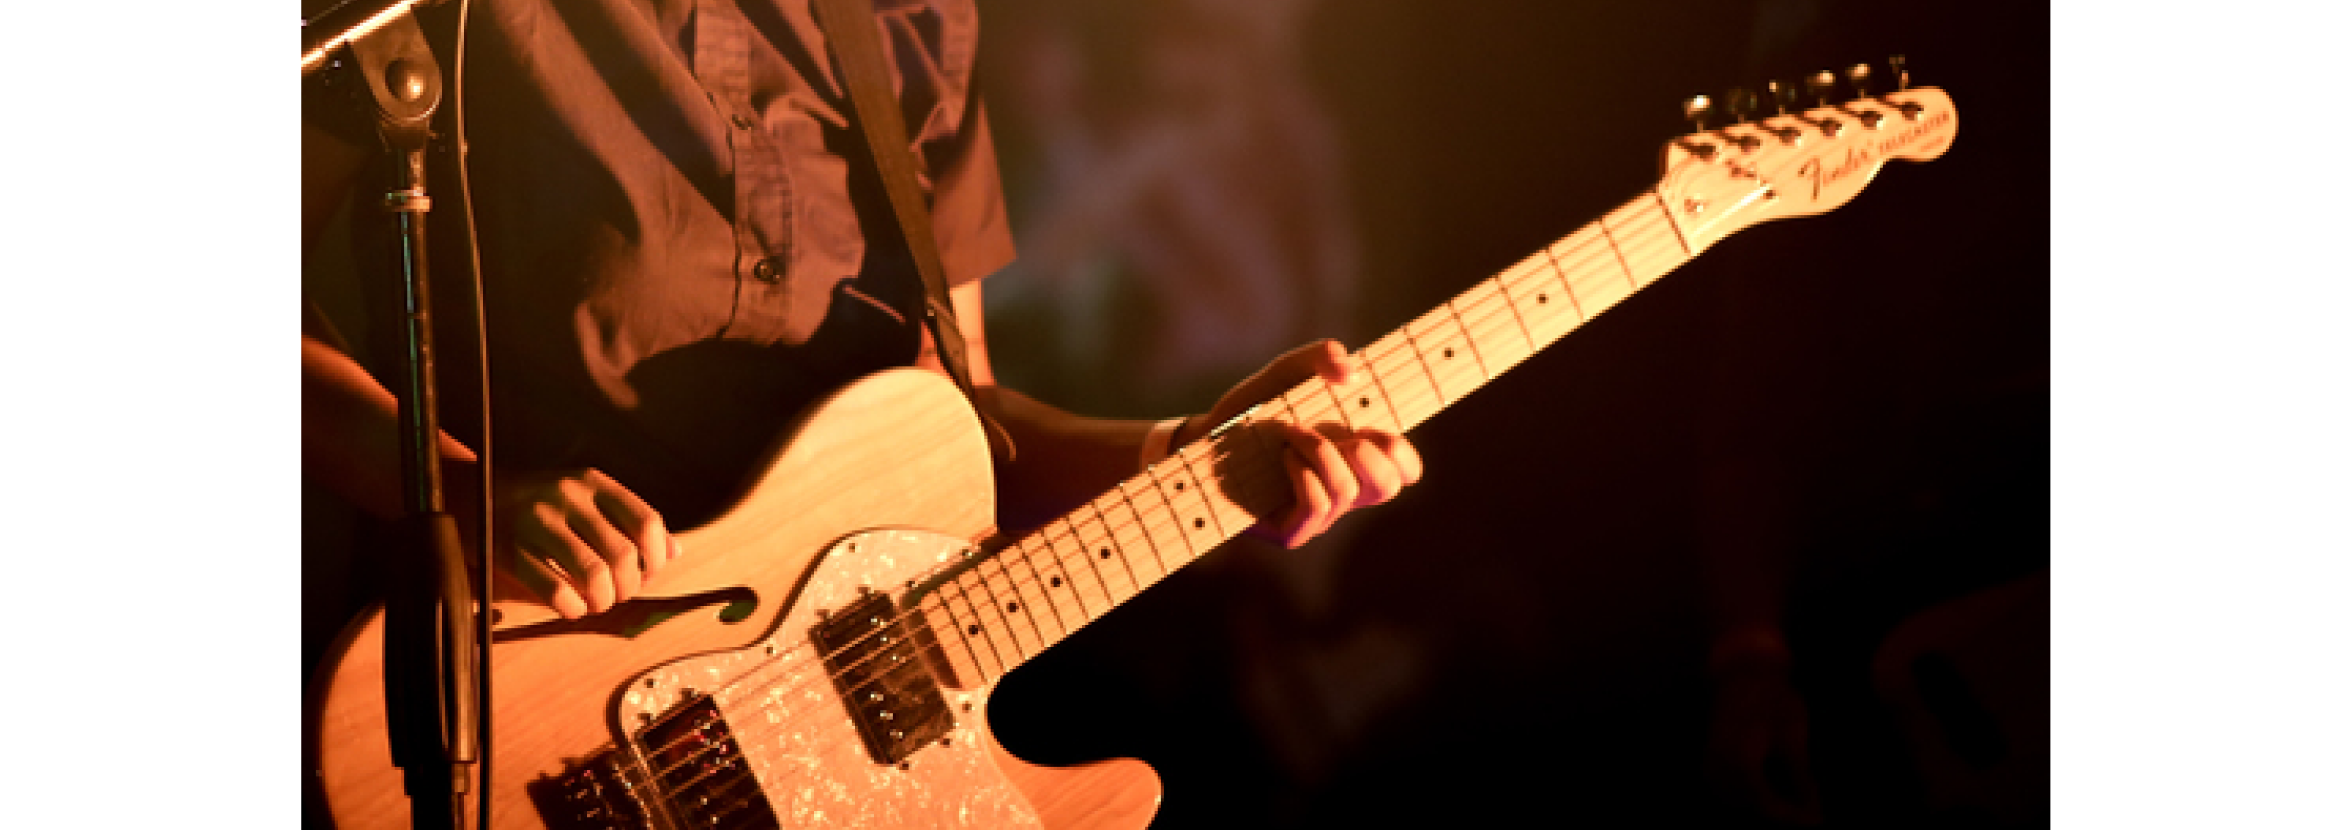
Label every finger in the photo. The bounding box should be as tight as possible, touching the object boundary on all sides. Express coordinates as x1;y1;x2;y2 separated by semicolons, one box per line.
1207;340;1349;428
1348;430;1423;506
1365;430;1425;489
1341;435;1407;508
586;468;685;582
1272;448;1335;547
560;477;644;604
509;531;590;619
528;500;618;614
1287;424;1355;544
582;469;669;582
1305;338;1353;385
637;517;676;582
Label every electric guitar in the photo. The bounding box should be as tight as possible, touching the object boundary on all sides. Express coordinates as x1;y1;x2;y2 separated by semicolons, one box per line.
308;79;1957;829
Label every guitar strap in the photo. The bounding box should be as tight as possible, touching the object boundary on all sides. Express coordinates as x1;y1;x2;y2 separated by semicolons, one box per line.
812;0;1016;461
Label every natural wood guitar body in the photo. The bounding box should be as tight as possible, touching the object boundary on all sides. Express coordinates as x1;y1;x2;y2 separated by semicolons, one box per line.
308;368;1161;829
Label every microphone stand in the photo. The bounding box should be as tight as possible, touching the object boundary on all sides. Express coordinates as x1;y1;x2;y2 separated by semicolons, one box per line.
307;5;479;828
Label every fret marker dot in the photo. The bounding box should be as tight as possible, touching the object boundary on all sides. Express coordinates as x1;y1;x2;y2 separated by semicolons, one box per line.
1050;575;1064;588
966;624;982;636
1193;517;1206;530
1006;602;1021;613
1173;481;1185;492
1443;347;1455;359
1359;396;1371;408
1099;548;1112;560
1537;294;1549;304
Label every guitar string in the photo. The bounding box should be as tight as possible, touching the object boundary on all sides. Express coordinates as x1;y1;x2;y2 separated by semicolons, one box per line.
607;195;1695;798
606;193;1692;799
609;192;1700;798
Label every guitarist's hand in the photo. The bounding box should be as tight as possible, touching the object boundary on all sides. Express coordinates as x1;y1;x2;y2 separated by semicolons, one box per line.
1191;339;1424;548
496;468;684;618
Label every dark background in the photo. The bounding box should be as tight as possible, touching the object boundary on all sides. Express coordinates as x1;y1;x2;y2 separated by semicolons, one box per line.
974;1;2049;826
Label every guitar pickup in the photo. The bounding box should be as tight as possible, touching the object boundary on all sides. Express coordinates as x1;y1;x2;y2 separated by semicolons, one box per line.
811;590;956;766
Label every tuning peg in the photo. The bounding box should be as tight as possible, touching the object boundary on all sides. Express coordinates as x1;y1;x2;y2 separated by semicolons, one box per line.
1718;88;1763;150
1807;70;1837;105
1684;94;1714;131
1886;55;1925;120
1760;82;1806;145
1846;63;1873;98
1768;80;1799;115
1725;88;1758;123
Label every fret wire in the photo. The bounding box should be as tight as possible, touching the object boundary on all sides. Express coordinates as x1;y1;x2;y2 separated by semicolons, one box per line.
1042;519;1109;619
1096;492;1168;587
1070;507;1139;604
1487;259;1543;353
1031;530;1091;621
1121;475;1196;566
1538;238;1591;329
1513;247;1582;346
943;572;1009;680
1404;305;1478;403
1006;540;1071;641
1323;365;1399;436
1361;337;1442;428
1557;226;1633;313
990;547;1050;658
1614;199;1685;286
1615;212;1688;286
913;591;990;687
1356;342;1409;435
1599;203;1643;293
1393;318;1449;411
1442;299;1494;382
1289;364;1355;431
968;555;1037;662
1468;283;1541;365
1451;284;1530;373
1153;451;1230;543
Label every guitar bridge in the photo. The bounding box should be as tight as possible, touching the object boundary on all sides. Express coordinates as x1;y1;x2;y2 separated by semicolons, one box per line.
533;691;782;830
811;589;957;766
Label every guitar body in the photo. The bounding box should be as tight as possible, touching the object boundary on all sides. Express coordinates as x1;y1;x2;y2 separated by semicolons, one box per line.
308;368;1161;829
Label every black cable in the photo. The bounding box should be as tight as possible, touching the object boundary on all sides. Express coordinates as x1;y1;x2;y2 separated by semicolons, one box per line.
445;0;494;826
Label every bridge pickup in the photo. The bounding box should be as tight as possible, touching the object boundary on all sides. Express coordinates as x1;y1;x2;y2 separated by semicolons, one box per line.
811;590;956;766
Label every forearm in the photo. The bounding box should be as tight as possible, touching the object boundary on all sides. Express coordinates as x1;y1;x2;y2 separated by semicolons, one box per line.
302;334;482;525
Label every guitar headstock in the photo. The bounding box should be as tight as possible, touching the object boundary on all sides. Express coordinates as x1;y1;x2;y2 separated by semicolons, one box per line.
1656;62;1956;253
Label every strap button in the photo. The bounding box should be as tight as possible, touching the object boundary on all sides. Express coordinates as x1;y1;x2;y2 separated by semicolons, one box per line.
752;257;782;283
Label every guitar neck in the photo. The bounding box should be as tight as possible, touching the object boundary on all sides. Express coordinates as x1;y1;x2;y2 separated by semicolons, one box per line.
911;191;1694;688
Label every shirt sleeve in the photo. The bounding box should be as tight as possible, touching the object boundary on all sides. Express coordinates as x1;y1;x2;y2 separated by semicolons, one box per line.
927;97;1018;287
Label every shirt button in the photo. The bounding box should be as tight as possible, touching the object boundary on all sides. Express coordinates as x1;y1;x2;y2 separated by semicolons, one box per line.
751;257;783;283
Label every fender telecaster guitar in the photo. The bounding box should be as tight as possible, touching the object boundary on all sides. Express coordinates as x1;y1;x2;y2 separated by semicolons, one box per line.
310;79;1957;829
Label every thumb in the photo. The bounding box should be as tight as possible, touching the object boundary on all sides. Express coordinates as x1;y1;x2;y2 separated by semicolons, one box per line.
1206;339;1352;427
